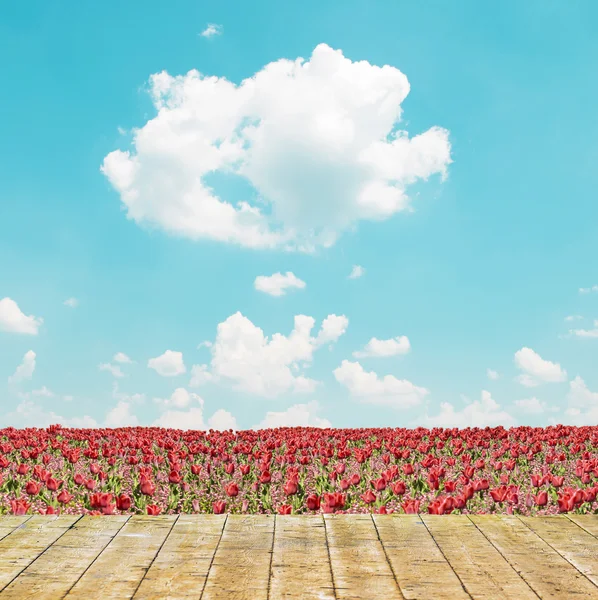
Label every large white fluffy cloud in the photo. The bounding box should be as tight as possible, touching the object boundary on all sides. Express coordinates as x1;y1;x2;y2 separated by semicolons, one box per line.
8;350;36;385
190;311;347;397
0;298;43;335
558;376;598;425
254;272;306;296
148;350;186;377
101;44;451;250
353;336;410;358
255;401;331;429
333;359;428;409
514;347;567;387
419;391;516;428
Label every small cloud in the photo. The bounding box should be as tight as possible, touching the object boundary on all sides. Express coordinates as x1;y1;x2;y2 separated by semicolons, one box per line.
348;265;365;279
514;347;567;387
113;352;133;364
254;272;306;297
197;340;213;349
487;369;499;381
31;386;55;398
63;297;79;308
353;336;410;358
8;350;36;385
199;23;222;38
564;315;582;322
117;126;127;136
99;363;125;378
569;327;598;339
579;285;598;294
148;350;186;377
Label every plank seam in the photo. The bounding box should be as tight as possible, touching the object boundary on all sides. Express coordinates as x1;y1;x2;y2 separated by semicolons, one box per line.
58;515;131;599
198;514;228;600
516;515;598;591
322;515;338;600
266;514;276;600
0;516;32;544
566;515;598;540
466;516;541;599
418;516;474;600
130;515;180;599
0;515;84;594
370;515;406;600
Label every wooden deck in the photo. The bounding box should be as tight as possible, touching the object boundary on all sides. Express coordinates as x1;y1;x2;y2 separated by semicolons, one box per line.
0;514;597;599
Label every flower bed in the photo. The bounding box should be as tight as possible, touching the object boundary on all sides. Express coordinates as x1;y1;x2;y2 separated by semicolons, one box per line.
1;424;597;516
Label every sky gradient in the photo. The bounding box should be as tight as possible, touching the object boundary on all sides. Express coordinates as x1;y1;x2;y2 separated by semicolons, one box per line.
1;0;597;430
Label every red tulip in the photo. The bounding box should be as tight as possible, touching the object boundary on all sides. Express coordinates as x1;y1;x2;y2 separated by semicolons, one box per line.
259;470;272;484
140;477;156;496
283;479;298;496
213;500;226;514
25;481;40;495
534;491;548;506
225;482;239;497
392;481;406;495
57;490;74;504
46;477;63;492
306;494;321;511
371;477;386;491
360;490;376;504
168;470;181;484
116;494;132;510
278;504;292;515
10;498;31;515
147;504;161;515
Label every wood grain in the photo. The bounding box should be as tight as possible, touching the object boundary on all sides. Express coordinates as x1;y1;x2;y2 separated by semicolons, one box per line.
373;514;470;600
325;514;403;600
133;514;226;599
0;515;129;599
470;514;598;599
421;514;537;600
64;515;177;599
0;514;80;591
201;514;274;600
270;515;335;600
519;515;598;587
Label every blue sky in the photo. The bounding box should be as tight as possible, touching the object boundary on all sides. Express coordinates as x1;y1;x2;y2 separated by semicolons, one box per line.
1;0;597;430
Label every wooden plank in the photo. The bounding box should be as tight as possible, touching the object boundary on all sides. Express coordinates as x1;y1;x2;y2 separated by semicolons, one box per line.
373;515;469;600
270;515;335;600
201;514;274;600
64;515;177;599
421;514;537;600
519;516;598;587
0;516;31;543
0;515;80;591
0;515;129;599
568;515;598;538
470;515;598;599
133;514;226;599
325;514;402;600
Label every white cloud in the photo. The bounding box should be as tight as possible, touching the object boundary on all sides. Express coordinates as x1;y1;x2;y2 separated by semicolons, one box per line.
197;340;212;349
203;312;347;397
418;391;515;428
189;363;214;387
154;387;203;409
105;401;139;427
254;272;306;296
348;265;365;279
113;352;133;364
199;23;222;38
99;363;125;378
148;350;186;377
0;298;43;335
1;399;97;429
555;376;598;425
31;386;55;398
101;44;451;251
487;368;499;381
564;315;582;322
353;336;410;358
569;327;598;338
333;359;428;409
208;409;238;431
579;285;598;294
514;397;558;415
154;407;206;430
256;401;331;429
8;350;36;385
63;297;78;308
514;347;567;387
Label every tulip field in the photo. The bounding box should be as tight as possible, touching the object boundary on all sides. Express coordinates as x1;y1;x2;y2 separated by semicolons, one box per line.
1;423;597;517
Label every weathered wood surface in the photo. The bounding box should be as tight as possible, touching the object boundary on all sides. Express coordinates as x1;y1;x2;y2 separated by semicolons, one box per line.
0;514;596;599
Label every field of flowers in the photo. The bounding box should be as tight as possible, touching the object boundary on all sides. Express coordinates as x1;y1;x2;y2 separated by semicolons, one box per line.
1;424;597;517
